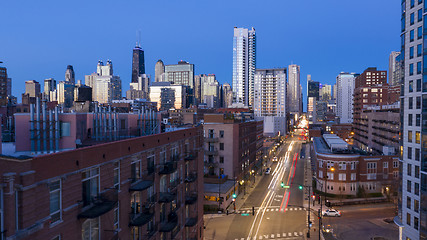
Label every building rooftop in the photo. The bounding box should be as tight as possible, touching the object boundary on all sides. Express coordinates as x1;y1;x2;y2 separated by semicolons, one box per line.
204;180;235;194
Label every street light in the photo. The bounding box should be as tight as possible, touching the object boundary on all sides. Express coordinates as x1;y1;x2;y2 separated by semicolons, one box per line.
325;167;335;206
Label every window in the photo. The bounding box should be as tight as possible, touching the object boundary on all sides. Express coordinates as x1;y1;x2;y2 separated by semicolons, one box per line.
408;163;412;176
82;218;99;240
408;131;413;142
418;44;422;57
407;180;412;193
339;173;346;181
49;179;61;224
415;182;420;195
351;162;356;170
411;12;415;25
407;213;411;226
131;226;139;240
82;168;99;206
411;0;415;8
408;147;413;159
415;216;419;230
418;61;422;74
415;165;420;178
131;160;141;182
327;172;334;180
208;129;214;138
418;26;423;39
417;96;422;109
409;97;413;109
114;203;119;230
351;173;356;181
383;162;389;168
410;63;414;75
339;162;346;170
393;161;398;168
416;131;421;143
410;47;415;59
319;171;323;178
410;30;415;42
60;122;71;137
131;192;141;215
219;130;224;138
418;8;423;22
409;114;413;126
407;196;412;209
415;199;420;213
416;114;421;126
219;156;224;163
220;143;224;150
415;148;420;161
114;162;120;190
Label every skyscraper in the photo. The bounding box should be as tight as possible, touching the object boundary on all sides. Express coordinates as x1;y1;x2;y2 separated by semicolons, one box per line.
287;64;302;116
44;78;56;101
336;72;358;124
222;83;233;108
254;68;287;136
0;62;9;106
85;60;122;103
131;44;145;83
65;65;75;84
320;84;332;101
200;74;220;108
389;51;401;85
398;1;425;239
164;60;195;105
232;27;256;107
155;59;165;82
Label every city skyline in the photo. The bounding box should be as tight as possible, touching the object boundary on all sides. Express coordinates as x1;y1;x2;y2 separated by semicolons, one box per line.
1;0;398;108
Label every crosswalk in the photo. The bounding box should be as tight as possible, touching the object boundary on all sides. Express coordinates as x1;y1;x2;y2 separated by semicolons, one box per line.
234;231;304;240
236;207;305;214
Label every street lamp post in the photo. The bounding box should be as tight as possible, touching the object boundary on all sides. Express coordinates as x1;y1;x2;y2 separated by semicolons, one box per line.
324;167;335;206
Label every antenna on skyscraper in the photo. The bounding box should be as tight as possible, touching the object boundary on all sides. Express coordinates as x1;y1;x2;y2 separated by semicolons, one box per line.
136;29;142;48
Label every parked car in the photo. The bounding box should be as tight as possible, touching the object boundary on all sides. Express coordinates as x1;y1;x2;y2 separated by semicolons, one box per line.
265;168;271;175
322;209;341;217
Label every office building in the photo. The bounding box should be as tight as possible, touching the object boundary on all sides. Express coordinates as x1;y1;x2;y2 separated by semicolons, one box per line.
149;82;188;111
164;61;194;88
131;44;145;83
396;1;426;238
0;127;204;240
336;73;358;124
25;80;41;98
222;83;233;108
57;81;74;108
127;74;150;100
74;83;92;102
44;78;56;101
0;63;9;106
155;59;165;83
85;60;122;104
389;51;401;86
200;74;220;108
287;64;302;116
320;84;332;101
232;27;256;107
254;68;287;136
65;65;75;84
194;75;202;106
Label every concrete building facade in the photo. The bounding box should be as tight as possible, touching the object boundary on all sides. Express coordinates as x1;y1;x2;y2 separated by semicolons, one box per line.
336;73;358;124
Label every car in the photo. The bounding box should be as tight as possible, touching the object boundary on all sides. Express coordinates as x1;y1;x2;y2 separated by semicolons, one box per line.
322;209;341;217
265;168;271;175
323;225;333;233
272;157;278;162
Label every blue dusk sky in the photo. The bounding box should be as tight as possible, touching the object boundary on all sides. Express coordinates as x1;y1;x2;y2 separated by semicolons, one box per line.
1;0;399;109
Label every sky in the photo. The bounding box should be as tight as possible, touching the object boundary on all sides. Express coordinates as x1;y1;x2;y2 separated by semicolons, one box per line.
1;0;400;109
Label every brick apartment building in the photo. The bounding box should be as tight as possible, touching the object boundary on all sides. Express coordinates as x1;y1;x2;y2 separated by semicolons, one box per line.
313;134;399;197
202;113;263;211
353;67;400;155
0;127;204;240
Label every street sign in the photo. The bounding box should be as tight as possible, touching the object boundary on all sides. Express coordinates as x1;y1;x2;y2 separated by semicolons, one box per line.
241;213;250;216
283;185;290;189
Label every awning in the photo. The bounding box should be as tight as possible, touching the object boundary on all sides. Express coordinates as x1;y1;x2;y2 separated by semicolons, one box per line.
159;221;178;232
129;212;154;226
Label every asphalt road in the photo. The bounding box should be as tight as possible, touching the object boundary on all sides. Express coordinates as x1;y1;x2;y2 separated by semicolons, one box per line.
225;131;308;240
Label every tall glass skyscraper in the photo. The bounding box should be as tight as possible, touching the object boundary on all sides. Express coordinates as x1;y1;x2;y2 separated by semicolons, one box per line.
396;1;426;239
131;44;145;83
232;27;256;107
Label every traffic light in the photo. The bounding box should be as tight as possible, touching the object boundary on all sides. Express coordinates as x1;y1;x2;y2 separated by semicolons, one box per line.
232;193;237;199
299;185;303;190
281;182;284;188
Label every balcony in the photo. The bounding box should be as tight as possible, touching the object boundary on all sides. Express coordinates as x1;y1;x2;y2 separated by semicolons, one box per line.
205;137;219;143
204;147;218;155
129;180;154;192
78;189;117;219
159;190;177;203
185;214;198;227
170;178;181;189
185;172;197;183
204;161;218;168
185;191;198;205
129;205;155;226
185;151;198;161
159;161;178;175
159;211;178;232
